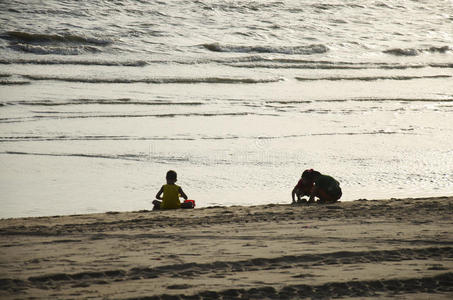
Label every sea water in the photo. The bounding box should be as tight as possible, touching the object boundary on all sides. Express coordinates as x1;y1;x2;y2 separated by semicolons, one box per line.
0;0;452;218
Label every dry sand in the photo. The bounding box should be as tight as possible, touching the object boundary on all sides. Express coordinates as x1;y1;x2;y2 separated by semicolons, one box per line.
0;196;452;299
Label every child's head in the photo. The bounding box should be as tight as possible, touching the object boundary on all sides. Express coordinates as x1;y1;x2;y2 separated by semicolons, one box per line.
301;169;321;182
166;170;177;184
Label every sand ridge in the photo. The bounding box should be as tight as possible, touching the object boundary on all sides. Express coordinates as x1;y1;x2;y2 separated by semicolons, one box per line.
0;197;452;299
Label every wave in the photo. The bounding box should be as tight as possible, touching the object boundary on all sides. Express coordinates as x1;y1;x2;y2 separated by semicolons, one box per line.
226;62;439;70
22;75;283;84
0;80;31;85
312;3;366;10
0;58;147;67
1;56;451;70
222;57;453;69
1;151;189;163
199;0;284;12
295;75;451;81
264;97;453;105
383;46;451;56
0;112;272;123
347;97;453;102
202;43;329;55
227;62;367;70
4;99;204;106
221;57;452;70
0;129;406;144
2;31;112;55
8;43;102;55
429;63;453;68
0;135;253;143
0;135;196;142
3;31;112;46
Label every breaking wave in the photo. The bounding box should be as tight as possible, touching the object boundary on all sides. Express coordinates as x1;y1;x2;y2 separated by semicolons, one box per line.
8;43;102;55
202;43;329;55
383;46;451;56
2;31;112;55
22;75;283;84
3;31;112;46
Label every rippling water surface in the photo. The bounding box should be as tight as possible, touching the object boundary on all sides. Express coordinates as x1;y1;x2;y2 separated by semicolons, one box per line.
1;0;452;217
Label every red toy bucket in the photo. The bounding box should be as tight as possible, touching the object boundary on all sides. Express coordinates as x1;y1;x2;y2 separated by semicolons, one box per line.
183;199;195;208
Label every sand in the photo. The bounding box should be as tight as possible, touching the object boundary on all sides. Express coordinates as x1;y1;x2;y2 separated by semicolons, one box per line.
0;196;452;299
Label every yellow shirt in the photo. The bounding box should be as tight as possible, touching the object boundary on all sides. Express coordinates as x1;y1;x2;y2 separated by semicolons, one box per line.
161;184;181;209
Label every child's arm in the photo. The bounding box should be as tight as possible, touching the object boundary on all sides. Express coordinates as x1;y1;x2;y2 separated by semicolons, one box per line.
178;187;188;200
155;186;164;200
291;187;297;203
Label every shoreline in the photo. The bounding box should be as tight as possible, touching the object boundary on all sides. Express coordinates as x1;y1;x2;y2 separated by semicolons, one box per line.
1;196;452;299
1;194;451;221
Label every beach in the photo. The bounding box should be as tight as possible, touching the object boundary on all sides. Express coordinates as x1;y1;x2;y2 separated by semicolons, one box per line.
2;0;453;218
1;196;452;299
1;2;452;298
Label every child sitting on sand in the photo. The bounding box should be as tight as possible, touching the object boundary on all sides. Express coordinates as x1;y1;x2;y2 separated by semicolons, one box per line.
292;169;342;204
153;170;191;210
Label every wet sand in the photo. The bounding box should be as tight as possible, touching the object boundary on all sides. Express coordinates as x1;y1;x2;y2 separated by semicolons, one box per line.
0;196;452;299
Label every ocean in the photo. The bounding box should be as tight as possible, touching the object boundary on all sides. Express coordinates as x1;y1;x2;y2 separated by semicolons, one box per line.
0;0;452;218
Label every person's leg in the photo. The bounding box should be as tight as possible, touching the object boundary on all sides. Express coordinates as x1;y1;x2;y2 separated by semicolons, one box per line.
152;200;161;210
317;189;336;203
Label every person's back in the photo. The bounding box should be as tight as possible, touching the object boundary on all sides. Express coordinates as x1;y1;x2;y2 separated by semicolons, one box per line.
313;174;342;203
161;183;181;209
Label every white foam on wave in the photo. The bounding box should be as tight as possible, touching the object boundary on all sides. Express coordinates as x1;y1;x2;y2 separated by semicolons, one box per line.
9;43;102;55
383;46;451;56
202;43;329;55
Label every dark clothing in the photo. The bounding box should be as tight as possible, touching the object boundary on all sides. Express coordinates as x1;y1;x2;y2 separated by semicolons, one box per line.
295;178;313;196
315;175;342;201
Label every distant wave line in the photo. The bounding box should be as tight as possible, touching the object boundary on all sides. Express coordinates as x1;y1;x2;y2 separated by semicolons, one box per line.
4;99;204;107
265;98;453;104
295;75;451;81
1;151;188;163
1;57;451;70
0;112;277;123
0;58;147;67
0;136;197;142
226;62;453;70
21;75;283;84
0;130;411;143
